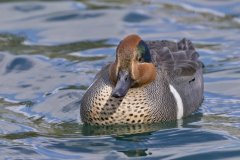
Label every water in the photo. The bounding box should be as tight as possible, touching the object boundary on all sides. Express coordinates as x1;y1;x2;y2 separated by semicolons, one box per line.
0;0;240;159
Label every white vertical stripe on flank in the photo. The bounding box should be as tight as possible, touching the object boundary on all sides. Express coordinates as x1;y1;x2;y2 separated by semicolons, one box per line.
169;84;184;119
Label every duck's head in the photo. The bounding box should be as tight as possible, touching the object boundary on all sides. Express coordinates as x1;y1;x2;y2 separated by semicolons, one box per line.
109;34;157;98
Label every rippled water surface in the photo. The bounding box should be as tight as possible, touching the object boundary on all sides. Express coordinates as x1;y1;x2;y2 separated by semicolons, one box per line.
0;0;240;159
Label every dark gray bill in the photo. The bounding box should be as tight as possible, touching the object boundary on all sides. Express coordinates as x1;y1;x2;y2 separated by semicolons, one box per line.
111;70;132;98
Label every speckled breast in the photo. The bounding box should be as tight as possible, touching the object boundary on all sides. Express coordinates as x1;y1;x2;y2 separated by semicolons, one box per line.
80;82;155;125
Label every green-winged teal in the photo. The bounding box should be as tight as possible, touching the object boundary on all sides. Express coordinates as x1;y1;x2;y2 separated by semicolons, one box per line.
80;34;204;125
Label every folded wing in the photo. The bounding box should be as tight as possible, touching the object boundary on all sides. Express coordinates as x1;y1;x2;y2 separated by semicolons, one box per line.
147;38;202;77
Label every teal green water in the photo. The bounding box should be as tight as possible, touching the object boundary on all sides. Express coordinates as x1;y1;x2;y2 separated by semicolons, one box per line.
0;0;240;159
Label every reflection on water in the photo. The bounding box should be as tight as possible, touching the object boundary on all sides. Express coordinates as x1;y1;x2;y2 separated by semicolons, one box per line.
0;33;112;61
0;0;240;159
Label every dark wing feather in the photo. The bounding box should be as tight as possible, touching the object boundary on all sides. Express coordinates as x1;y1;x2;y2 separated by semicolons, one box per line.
147;38;202;77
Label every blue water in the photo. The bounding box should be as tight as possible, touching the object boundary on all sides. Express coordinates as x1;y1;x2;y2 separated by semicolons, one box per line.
0;0;240;159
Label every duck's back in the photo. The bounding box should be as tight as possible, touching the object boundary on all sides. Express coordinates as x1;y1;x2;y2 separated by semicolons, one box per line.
146;38;204;119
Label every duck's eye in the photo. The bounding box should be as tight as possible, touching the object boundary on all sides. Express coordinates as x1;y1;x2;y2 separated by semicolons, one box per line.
138;57;143;62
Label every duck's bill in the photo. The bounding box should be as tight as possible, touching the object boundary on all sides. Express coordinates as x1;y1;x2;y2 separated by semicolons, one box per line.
111;70;132;98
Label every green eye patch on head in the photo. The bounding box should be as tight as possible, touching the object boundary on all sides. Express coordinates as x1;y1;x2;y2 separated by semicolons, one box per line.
137;40;151;62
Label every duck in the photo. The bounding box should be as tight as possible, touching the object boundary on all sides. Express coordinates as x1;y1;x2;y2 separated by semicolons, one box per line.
80;34;204;125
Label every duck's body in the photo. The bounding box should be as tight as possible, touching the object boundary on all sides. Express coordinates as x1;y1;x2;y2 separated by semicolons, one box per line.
80;35;203;125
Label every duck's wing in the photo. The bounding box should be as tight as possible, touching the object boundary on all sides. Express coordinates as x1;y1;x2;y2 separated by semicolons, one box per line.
147;38;202;77
146;40;178;53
